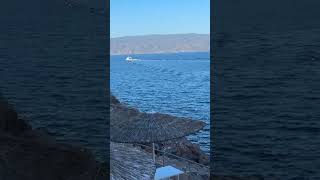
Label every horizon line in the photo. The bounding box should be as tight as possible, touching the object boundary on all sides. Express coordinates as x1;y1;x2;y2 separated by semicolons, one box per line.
110;33;210;39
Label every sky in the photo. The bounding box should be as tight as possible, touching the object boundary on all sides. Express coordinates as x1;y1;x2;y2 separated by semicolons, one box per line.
110;0;210;38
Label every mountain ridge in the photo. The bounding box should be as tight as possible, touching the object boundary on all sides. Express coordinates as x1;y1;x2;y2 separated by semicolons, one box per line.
110;33;210;55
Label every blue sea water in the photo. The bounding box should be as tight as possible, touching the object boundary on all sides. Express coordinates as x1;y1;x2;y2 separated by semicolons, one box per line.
0;0;107;161
213;28;320;179
111;52;210;153
213;0;320;179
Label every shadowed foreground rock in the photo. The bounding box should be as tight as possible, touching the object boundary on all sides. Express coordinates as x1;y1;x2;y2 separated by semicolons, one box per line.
0;96;106;180
0;97;31;134
211;175;264;180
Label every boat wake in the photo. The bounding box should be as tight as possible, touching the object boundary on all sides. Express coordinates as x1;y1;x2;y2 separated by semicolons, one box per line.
125;56;140;62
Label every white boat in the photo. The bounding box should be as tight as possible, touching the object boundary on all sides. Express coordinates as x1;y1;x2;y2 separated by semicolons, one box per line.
125;56;137;61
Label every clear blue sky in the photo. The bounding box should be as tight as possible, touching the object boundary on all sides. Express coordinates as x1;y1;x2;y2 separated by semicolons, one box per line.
111;0;210;38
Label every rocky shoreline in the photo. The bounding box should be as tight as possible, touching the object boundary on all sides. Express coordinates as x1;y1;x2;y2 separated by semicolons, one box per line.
112;95;266;180
111;95;210;179
111;95;210;165
0;96;106;180
1;94;265;180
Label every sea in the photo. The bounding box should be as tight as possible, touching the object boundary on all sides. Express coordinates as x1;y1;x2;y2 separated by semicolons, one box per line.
2;0;320;179
111;52;210;153
213;1;320;177
0;0;107;161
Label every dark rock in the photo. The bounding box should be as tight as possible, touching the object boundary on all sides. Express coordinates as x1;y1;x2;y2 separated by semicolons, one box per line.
110;94;120;105
0;133;106;180
0;97;31;134
157;137;209;166
0;96;106;180
211;175;264;180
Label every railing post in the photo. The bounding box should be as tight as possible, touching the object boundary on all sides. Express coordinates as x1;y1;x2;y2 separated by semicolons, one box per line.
152;143;155;163
136;143;209;174
162;150;165;166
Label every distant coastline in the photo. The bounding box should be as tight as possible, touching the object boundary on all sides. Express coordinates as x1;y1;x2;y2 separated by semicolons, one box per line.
110;51;210;57
110;33;210;55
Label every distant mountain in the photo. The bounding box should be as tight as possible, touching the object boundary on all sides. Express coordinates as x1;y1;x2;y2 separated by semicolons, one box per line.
110;34;210;55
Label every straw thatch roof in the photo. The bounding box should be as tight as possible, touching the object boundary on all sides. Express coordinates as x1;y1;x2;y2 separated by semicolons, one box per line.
110;142;155;180
110;95;205;143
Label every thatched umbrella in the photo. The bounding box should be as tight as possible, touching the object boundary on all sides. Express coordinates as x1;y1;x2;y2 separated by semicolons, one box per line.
110;95;206;162
111;112;205;143
110;142;156;180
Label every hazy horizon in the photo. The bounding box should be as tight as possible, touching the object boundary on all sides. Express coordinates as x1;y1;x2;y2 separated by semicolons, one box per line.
110;33;210;39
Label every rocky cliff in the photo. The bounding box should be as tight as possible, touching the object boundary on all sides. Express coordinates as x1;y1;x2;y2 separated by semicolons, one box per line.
0;96;106;180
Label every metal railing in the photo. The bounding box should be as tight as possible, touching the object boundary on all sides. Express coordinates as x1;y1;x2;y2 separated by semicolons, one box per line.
135;143;209;176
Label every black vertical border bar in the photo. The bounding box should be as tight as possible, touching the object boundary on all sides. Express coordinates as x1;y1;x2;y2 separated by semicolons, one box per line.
106;0;111;177
210;0;214;176
210;0;216;177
